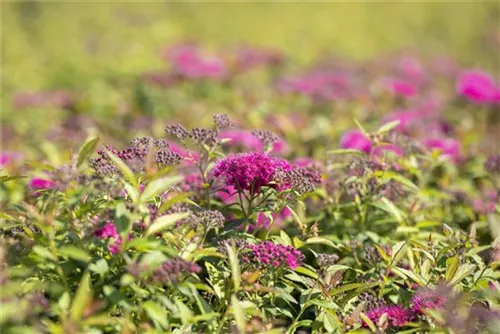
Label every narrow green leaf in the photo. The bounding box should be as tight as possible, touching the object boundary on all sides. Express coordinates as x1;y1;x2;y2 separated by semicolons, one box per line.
449;264;476;286
140;176;183;203
225;243;241;290
77;137;100;168
143;300;168;328
104;149;137;186
146;212;190;236
231;295;246;332
59;246;91;263
70;271;92;321
377;120;401;134
445;255;459;282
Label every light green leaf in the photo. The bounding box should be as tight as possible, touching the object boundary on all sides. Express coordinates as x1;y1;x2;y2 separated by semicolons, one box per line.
143;300;168;328
445;255;459;282
59;246;91;263
140;176;183;203
225;243;241;291
377;120;401;134
77;137;100;168
231;295;246;333
146;212;190;236
104;149;137;187
70;271;92;321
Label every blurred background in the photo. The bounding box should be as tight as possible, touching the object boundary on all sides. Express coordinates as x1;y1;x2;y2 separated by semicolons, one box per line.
1;1;499;156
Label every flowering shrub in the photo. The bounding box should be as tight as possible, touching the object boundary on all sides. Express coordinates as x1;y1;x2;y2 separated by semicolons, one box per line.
2;43;500;334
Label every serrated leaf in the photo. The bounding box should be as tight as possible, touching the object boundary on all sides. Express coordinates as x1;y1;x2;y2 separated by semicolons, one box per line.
146;212;190;236
77;137;100;168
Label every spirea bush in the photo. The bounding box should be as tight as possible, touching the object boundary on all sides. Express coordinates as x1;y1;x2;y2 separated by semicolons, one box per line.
1;45;500;334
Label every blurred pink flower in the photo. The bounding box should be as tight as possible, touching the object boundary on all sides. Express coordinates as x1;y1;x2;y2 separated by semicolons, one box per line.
165;44;226;80
386;79;417;98
456;70;498;103
340;130;371;153
255;207;292;230
423;138;462;162
383;109;421;133
398;57;424;82
29;178;56;190
168;142;199;166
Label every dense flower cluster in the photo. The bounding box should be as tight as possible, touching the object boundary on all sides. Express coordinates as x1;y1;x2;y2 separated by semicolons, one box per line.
456;70;499;104
94;222;121;254
152;257;201;283
362;305;413;328
211;152;291;192
244;241;303;269
412;288;447;314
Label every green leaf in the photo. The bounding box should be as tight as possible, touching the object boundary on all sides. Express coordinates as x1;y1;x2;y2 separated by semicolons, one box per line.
449;264;476;286
32;246;57;262
327;149;365;156
143;300;168;328
295;266;318;279
305;237;337;248
388;241;407;269
77;137;100;168
391;267;427;286
445;255;459;282
146;212;190;236
89;259;109;277
0;175;27;184
377;120;401;134
70;271;92;321
59;246;92;263
225;243;241;291
104;148;137;187
175;299;193;325
140;176;183;203
231;295;246;333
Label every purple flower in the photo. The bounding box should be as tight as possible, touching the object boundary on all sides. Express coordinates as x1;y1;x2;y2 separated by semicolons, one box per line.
152;257;201;283
456;70;498;103
340;130;371;153
363;305;413;328
29;178;56;190
423;138;462;162
245;241;303;269
94;222;121;254
412;288;447;314
211;152;291;192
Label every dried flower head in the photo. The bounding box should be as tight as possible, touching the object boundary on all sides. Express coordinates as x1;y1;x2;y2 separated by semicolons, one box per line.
213;113;233;129
252;130;280;151
189;127;219;145
317;253;339;267
166;124;190;141
152;257;201;283
484;154;500;174
196;209;225;229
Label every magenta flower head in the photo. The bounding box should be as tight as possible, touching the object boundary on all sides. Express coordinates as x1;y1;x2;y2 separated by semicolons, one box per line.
244;241;303;269
363;305;413;328
165;44;226;80
423;137;462;162
385;79;417;98
211;152;291;193
456;70;498;103
412;288;447;314
29;177;56;190
340;130;372;154
94;222;121;255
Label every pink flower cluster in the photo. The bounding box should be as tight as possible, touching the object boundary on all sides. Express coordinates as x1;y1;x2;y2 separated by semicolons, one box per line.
245;241;303;269
94;222;121;254
456;70;499;104
211;152;291;192
363;305;413;328
412;288;447;314
279;70;353;101
165;44;226;80
29;178;56;190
